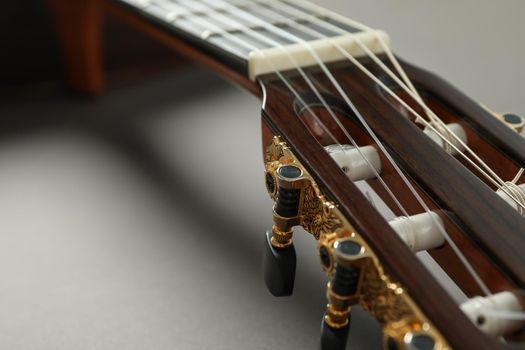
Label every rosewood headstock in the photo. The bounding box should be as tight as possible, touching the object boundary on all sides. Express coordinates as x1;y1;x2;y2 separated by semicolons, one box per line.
259;56;525;350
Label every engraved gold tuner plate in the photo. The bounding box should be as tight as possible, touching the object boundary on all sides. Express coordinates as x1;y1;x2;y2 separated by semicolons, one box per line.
264;136;451;350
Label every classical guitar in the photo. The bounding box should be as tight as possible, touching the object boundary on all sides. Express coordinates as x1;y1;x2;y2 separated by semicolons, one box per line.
64;0;525;349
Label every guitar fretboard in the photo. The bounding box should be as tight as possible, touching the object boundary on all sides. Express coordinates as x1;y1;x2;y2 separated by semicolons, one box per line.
116;0;389;80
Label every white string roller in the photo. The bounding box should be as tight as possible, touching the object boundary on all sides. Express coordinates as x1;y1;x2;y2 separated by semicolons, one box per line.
423;123;467;155
461;291;525;337
388;212;445;252
325;144;381;181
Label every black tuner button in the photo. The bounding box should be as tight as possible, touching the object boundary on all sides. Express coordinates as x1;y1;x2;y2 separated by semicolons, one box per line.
277;165;302;179
320;313;350;350
334;239;363;257
404;333;436;350
502;113;523;126
262;230;296;297
501;113;524;133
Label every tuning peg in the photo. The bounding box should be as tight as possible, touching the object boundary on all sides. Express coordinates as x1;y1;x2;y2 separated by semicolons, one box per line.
262;165;309;297
263;230;296;296
320;238;370;350
320;312;350;350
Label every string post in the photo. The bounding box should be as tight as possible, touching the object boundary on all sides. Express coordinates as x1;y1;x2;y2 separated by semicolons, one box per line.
496;168;525;216
325;144;382;182
263;164;309;297
389;212;446;252
423;123;467;155
461;291;525;337
321;238;370;350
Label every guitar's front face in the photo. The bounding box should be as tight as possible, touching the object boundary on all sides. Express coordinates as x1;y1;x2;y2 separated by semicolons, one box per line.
106;0;525;348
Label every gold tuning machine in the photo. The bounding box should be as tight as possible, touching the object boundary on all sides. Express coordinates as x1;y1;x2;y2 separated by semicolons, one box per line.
263;164;309;297
263;136;450;350
320;238;371;350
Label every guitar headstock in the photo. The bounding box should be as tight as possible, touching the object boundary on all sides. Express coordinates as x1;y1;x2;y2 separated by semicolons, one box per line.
258;52;525;350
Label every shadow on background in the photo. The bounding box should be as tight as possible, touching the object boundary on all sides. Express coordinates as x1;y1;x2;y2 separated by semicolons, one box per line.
0;67;382;349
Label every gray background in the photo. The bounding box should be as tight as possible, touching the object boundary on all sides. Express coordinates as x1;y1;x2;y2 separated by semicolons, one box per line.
0;1;524;349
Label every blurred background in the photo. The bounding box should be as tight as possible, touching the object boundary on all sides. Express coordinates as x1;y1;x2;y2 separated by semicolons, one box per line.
1;1;524;349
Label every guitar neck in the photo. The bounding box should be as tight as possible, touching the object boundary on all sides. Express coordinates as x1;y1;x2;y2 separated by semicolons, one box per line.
112;0;388;84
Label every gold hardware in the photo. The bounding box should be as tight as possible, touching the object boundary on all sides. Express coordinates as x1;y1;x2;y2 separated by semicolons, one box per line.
264;136;451;350
324;286;352;328
383;318;445;350
324;238;371;328
270;225;293;248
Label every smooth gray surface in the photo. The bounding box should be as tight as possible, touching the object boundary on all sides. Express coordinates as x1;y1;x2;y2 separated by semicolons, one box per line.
0;1;524;349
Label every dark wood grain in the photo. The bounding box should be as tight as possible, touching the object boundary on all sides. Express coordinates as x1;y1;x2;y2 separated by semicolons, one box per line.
382;89;521;189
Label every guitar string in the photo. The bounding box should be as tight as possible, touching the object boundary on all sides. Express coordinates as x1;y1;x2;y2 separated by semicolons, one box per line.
243;0;525;211
173;0;410;218
197;0;492;297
